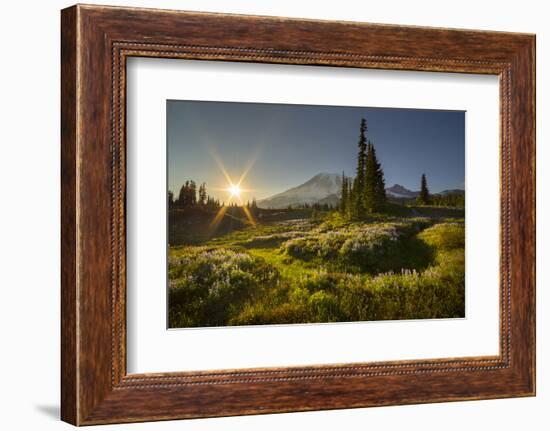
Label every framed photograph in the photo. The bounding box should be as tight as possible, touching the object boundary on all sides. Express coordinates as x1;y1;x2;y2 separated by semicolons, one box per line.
164;101;467;330
61;4;535;425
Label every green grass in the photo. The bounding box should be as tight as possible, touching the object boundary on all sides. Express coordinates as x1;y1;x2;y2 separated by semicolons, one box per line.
168;209;465;328
247;248;320;279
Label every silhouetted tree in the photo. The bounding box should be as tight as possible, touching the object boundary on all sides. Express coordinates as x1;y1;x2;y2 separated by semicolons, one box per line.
250;197;258;217
177;181;189;207
189;181;197;206
198;182;207;206
177;180;197;208
417;173;430;205
175;180;221;210
168;190;174;208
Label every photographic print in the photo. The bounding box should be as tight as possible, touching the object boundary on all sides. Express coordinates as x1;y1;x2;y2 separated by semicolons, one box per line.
167;101;465;329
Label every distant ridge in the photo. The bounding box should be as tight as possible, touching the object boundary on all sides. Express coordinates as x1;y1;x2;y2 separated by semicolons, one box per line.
258;174;464;209
437;189;465;196
386;184;419;199
386;184;465;199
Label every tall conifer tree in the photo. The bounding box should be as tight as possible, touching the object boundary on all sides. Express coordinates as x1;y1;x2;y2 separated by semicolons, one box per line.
372;143;386;211
364;141;377;212
198;182;207;206
417;173;430;205
352;118;368;218
364;141;386;213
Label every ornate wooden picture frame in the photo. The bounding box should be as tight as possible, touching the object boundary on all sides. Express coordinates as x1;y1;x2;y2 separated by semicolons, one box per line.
61;4;535;425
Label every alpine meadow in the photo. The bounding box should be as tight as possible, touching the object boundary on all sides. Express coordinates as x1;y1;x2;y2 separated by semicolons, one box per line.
167;101;465;328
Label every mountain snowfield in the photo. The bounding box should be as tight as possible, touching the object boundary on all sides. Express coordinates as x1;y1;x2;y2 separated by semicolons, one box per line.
258;173;343;209
258;173;464;209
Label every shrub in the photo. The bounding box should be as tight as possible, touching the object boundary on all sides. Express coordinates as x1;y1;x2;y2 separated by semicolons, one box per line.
282;219;433;273
307;291;341;322
239;231;303;248
168;247;279;327
338;224;401;269
169;218;465;327
336;253;465;321
418;223;464;250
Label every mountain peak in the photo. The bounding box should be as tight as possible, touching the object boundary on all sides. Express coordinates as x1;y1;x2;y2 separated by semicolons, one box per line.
385;184;419;199
257;177;463;209
258;173;342;209
387;184;411;193
313;172;337;178
302;172;341;187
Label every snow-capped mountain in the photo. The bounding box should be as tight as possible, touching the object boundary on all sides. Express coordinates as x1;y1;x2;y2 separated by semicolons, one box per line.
258;173;343;209
385;184;419;199
258;175;464;209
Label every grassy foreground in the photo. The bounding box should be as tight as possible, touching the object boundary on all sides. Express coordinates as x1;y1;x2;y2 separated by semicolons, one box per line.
168;208;465;328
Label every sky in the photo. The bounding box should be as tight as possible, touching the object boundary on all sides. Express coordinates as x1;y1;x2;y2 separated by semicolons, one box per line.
167;100;465;203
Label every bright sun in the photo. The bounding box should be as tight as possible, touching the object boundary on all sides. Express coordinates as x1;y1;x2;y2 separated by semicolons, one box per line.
228;184;241;198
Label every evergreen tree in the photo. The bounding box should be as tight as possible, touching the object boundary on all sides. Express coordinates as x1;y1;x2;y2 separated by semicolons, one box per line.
188;180;197;206
372;142;386;211
198;182;207;206
352;118;368;218
178;181;189;207
339;118;388;219
431;192;464;208
340;171;348;214
363;141;387;213
176;180;203;208
168;190;174;208
347;180;353;219
417;173;430;205
364;141;376;212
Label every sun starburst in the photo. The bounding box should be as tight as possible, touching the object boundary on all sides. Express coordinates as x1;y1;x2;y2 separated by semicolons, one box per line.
206;145;260;229
228;184;241;198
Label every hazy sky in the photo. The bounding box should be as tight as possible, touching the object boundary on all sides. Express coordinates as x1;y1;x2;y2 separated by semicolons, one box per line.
167;100;465;202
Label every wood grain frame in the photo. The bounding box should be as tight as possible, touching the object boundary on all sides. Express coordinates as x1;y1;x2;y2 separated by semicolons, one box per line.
61;4;535;426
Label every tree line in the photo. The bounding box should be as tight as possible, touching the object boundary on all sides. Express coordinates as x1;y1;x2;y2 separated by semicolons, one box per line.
416;174;465;207
430;192;465;208
169;119;462;215
391;173;464;208
169;181;268;214
169;181;221;210
287;202;336;210
340;118;386;219
338;119;463;213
